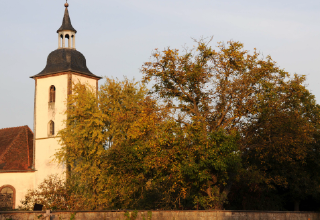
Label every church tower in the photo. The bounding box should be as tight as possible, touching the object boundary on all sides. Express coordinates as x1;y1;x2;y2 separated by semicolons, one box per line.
31;2;101;186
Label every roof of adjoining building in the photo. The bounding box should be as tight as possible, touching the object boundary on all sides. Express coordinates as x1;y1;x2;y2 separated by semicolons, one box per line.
0;126;34;172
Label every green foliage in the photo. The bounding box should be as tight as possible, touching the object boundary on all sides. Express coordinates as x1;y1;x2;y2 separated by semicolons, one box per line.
70;212;76;220
141;38;320;210
147;211;152;220
142;211;152;220
232;75;320;210
19;175;88;211
53;76;242;210
36;38;320;211
124;210;138;220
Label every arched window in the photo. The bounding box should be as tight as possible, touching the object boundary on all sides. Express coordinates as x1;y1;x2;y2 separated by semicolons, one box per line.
71;35;75;48
50;85;56;103
49;121;55;136
0;185;15;210
65;34;70;48
60;34;64;48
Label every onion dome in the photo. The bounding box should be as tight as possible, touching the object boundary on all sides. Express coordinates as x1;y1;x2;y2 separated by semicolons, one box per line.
31;49;101;78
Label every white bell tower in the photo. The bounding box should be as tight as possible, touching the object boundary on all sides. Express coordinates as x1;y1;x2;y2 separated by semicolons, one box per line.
31;2;101;187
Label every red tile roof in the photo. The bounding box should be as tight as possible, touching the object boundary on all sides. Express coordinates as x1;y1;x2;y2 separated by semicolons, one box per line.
0;126;34;171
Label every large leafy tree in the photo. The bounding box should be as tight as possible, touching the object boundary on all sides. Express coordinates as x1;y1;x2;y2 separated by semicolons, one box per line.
141;39;320;210
237;76;320;211
55;78;153;209
141;39;287;200
55;76;241;210
51;38;320;211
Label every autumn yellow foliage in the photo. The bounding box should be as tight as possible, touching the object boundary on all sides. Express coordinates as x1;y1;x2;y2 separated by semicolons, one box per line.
21;39;320;211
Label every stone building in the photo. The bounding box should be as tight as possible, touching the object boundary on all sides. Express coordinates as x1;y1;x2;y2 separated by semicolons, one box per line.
0;2;101;209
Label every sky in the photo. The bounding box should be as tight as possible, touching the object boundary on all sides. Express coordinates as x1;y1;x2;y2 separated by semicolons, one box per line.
0;0;319;130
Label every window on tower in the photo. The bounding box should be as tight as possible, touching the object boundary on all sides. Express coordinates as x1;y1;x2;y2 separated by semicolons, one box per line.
65;34;70;48
49;85;56;103
49;121;55;136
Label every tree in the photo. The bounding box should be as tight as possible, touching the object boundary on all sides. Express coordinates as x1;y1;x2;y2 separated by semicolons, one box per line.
141;38;320;210
52;38;320;211
55;78;154;209
239;76;320;211
55;76;241;210
19;175;87;211
141;39;289;133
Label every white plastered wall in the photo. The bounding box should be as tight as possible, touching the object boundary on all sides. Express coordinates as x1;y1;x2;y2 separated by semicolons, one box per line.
34;74;68;188
0;172;35;208
72;74;97;90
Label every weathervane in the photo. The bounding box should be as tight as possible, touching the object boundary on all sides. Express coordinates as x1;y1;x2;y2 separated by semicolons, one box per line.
65;0;69;7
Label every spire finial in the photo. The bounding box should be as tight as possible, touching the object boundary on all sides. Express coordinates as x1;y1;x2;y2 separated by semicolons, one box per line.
65;0;69;8
57;0;77;34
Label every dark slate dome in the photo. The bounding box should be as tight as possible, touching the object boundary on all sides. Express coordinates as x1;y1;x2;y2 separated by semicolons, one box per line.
31;49;100;78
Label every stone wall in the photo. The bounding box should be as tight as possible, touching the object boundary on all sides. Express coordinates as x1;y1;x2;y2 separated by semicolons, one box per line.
0;210;319;220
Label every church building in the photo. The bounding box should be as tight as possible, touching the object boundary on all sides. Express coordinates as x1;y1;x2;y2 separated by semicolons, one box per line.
0;2;101;210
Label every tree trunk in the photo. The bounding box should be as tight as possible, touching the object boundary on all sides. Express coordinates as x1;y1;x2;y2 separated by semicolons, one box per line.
221;172;236;201
294;200;300;211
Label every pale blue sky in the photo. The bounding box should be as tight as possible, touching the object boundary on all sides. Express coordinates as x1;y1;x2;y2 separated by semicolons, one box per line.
0;0;319;129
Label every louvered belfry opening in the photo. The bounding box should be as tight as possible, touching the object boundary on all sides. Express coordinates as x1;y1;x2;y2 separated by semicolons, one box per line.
50;85;56;103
